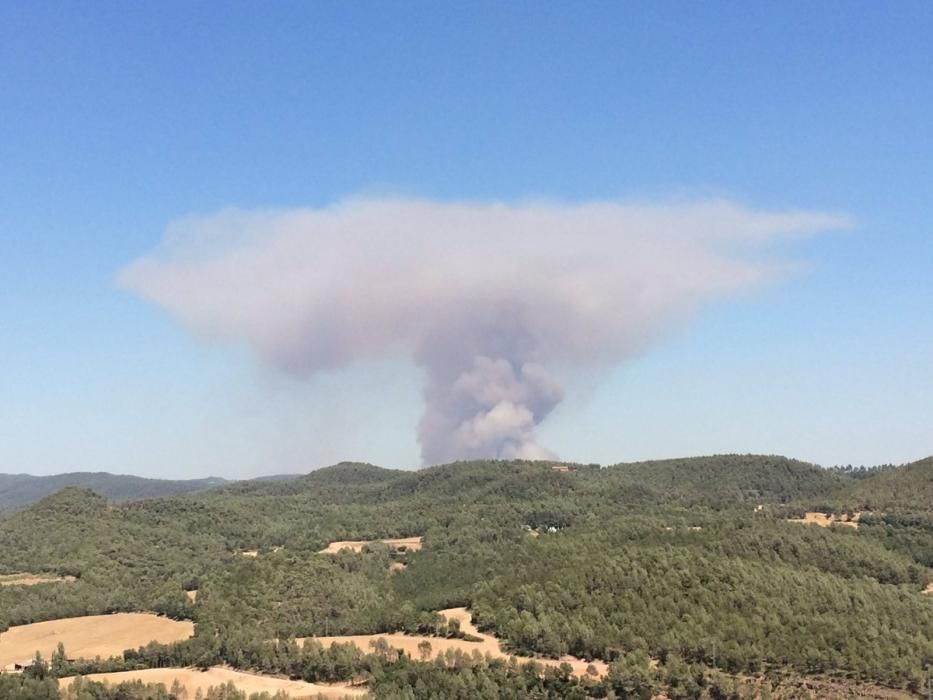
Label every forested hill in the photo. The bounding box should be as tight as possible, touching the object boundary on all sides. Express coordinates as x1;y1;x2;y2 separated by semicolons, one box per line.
841;456;933;511
597;454;848;506
1;453;931;699
214;461;407;499
6;453;928;513
0;472;228;512
202;453;930;511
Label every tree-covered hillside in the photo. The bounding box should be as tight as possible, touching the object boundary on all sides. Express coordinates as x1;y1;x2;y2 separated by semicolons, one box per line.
842;457;933;511
0;454;931;699
597;454;849;506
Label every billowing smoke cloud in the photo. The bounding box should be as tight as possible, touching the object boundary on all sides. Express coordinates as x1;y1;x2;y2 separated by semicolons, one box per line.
118;198;849;464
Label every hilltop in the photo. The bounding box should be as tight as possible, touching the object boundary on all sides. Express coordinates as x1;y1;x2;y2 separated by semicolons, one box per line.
841;456;933;511
7;452;926;513
0;472;228;512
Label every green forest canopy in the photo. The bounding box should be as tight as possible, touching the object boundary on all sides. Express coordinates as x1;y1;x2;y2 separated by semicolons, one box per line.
0;454;931;699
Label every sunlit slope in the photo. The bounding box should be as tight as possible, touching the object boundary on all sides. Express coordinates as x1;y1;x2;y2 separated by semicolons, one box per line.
842;457;933;511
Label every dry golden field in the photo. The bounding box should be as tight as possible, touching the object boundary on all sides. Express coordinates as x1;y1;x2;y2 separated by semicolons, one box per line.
318;537;423;554
304;607;609;678
787;511;860;528
59;667;366;699
0;613;194;668
0;573;76;587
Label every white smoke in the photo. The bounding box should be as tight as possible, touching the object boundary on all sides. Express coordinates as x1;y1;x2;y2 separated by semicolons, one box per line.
118;197;849;464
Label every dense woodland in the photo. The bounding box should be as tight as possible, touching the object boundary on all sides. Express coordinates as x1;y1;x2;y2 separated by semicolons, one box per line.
0;454;931;698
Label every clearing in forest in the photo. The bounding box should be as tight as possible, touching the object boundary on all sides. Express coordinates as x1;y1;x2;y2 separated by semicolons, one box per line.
58;667;366;698
0;613;194;668
787;511;860;528
303;607;609;678
318;536;423;554
923;582;933;595
0;573;76;587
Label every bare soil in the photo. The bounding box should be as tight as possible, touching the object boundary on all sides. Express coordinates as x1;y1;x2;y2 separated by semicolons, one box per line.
0;613;194;668
788;511;860;529
318;537;423;554
0;573;76;587
58;666;366;699
303;607;609;678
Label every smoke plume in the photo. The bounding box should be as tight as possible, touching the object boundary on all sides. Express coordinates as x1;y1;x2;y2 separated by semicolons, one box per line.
118;197;848;464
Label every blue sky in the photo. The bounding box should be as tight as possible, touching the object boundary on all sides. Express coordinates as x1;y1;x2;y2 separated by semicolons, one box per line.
2;1;931;477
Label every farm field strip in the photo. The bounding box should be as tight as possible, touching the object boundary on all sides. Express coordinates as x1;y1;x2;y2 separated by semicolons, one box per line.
0;613;194;668
0;573;75;587
58;666;367;699
318;537;423;554
787;511;860;528
304;607;609;678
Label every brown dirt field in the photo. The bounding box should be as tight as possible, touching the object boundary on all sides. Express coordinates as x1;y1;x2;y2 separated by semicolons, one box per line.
59;667;366;699
318;537;423;554
0;573;76;587
788;511;860;529
185;589;198;602
0;613;194;668
302;607;609;678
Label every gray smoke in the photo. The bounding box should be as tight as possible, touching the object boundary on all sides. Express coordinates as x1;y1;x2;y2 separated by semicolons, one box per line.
118;197;848;464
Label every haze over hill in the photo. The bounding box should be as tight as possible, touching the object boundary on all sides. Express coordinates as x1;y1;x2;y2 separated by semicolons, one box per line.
4;453;930;513
0;473;230;513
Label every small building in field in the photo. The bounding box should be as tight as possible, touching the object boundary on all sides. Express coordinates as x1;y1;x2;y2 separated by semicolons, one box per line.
2;659;35;673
